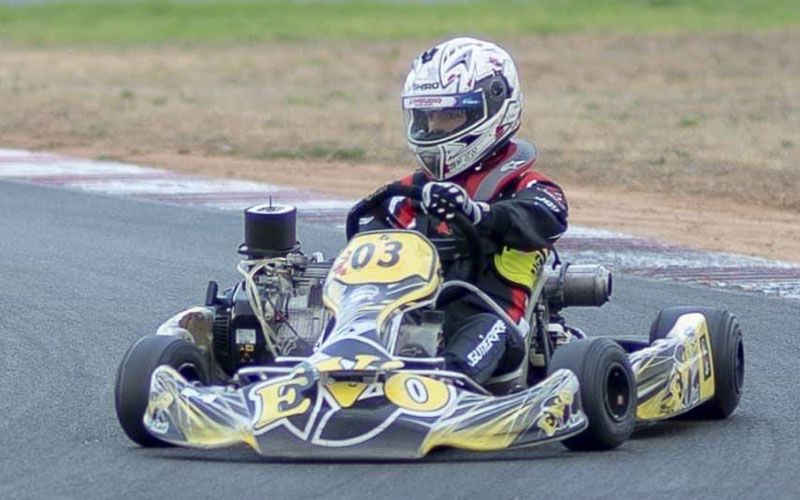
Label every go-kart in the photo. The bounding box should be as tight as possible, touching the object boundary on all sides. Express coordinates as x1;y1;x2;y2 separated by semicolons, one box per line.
114;185;744;459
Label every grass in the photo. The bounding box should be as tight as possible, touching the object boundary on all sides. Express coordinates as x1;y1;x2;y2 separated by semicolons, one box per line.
258;145;367;162
678;117;700;128
0;0;799;45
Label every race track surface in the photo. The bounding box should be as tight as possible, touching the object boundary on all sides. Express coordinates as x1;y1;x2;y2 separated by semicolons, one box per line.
1;181;799;500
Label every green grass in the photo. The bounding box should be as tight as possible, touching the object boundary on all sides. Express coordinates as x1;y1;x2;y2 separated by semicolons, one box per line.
0;0;798;45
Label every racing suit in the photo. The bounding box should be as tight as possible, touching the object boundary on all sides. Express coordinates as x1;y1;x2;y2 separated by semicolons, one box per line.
361;139;568;385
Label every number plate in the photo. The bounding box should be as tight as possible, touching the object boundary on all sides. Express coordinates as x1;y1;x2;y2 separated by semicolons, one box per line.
330;231;439;285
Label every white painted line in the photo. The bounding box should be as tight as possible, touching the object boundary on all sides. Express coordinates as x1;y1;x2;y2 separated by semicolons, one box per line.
0;150;353;211
0;160;155;176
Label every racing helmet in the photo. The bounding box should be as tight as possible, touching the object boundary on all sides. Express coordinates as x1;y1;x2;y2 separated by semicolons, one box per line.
402;37;523;180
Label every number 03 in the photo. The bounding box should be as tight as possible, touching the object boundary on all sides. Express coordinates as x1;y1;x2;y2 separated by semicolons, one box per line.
350;241;403;269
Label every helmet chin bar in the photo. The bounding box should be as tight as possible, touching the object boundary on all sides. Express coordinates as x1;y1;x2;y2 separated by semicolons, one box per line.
413;117;513;181
416;148;445;180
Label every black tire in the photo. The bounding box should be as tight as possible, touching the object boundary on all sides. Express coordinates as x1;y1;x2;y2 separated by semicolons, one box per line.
548;338;636;451
114;336;210;447
649;307;744;419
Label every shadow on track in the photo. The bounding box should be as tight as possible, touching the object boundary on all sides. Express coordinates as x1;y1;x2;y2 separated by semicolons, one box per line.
137;444;585;465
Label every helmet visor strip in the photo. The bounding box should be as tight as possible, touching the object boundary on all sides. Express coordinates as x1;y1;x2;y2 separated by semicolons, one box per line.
403;90;488;145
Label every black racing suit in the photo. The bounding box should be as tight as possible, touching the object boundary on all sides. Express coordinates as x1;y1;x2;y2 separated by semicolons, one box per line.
360;139;568;384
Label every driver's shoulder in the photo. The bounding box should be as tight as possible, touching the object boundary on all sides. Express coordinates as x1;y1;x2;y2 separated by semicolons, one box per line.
467;139;540;201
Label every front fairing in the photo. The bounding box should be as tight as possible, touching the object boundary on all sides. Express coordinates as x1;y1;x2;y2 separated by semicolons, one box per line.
324;230;442;336
145;363;586;459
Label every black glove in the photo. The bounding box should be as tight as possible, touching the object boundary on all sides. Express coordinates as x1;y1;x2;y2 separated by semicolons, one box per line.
421;181;489;225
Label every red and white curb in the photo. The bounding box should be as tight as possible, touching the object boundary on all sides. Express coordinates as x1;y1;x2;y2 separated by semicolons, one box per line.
2;148;800;299
560;227;800;298
0;149;351;221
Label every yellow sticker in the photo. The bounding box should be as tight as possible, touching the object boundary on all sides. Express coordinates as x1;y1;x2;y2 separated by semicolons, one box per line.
385;373;451;413
326;381;370;408
252;376;313;430
329;231;438;285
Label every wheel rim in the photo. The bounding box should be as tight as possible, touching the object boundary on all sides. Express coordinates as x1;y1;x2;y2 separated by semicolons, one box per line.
604;362;633;422
177;362;202;382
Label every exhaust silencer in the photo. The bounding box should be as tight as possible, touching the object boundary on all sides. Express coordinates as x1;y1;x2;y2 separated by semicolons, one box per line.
545;264;613;309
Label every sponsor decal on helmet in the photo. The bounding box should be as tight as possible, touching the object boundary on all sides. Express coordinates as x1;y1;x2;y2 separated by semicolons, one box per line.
420;46;438;64
449;133;494;170
459;95;482;107
403;96;456;110
412;82;441;91
449;146;481;170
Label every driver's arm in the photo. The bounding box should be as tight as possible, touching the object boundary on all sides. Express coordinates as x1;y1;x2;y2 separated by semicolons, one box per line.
478;172;568;251
356;173;424;233
356;195;415;233
357;210;392;232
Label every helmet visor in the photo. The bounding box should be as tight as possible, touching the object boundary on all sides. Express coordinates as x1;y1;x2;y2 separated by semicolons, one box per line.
403;91;487;145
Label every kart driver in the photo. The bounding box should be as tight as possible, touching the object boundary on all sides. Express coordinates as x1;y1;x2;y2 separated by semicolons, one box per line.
359;37;568;386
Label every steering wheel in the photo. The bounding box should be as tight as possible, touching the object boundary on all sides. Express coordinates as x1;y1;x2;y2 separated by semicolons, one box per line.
345;184;485;285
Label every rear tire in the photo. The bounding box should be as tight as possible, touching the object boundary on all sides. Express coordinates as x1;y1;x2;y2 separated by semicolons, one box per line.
114;336;209;447
649;307;744;419
548;338;636;451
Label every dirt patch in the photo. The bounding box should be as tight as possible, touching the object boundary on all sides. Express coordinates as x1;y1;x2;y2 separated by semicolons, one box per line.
1;33;799;261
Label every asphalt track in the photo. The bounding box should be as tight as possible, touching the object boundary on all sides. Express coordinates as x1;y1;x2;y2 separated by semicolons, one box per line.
1;180;799;500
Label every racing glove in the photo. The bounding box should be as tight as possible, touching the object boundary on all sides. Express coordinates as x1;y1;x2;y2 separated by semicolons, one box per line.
421;181;489;225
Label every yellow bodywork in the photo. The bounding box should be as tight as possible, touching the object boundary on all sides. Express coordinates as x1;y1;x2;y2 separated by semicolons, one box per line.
419;385;578;454
145;366;261;451
632;313;716;421
328;231;439;285
144;365;587;458
323;231;442;331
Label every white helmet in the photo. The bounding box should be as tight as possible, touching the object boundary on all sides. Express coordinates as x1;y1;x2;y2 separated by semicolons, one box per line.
402;37;523;180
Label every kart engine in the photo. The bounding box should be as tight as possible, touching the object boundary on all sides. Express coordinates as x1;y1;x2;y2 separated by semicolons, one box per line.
209;203;332;376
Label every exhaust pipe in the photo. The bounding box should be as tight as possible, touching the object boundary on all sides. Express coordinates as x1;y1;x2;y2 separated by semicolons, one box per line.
545;264;613;309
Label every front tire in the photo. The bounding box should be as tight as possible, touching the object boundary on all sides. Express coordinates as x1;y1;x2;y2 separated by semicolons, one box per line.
548;338;636;451
649;307;744;419
114;336;210;447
